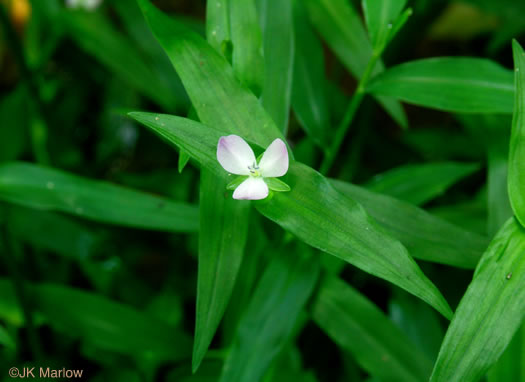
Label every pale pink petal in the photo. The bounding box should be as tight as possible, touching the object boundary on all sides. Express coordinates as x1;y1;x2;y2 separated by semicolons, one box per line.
233;177;269;200
258;138;289;178
217;135;256;175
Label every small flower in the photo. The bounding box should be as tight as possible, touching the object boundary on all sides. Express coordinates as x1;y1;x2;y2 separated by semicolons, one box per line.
217;135;289;200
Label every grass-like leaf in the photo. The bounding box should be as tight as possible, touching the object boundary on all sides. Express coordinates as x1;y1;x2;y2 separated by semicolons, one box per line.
312;277;433;382
258;0;294;133
368;57;514;113
332;180;488;269
305;0;407;128
430;218;525;382
0;162;198;232
0;280;192;361
508;40;525;227
130;111;453;318
365;162;480;206
219;248;320;382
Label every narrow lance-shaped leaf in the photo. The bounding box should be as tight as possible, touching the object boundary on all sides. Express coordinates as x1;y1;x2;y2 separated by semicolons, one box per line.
64;10;181;111
332;179;488;269
362;0;407;51
365;162;480;206
508;40;525;227
291;0;330;147
304;0;407;128
192;1;254;372
193;170;250;372
137;0;283;149
430;218;525;382
312;277;433;382
219;248;320;382
229;0;264;95
0;279;192;361
367;57;514;113
0;161;198;232
129;112;453;319
257;0;294;133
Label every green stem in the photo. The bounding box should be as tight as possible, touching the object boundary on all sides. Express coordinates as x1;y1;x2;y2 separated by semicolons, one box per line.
0;227;43;360
320;51;381;175
0;4;50;165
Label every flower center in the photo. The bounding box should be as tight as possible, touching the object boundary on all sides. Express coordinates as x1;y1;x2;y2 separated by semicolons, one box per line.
248;162;262;178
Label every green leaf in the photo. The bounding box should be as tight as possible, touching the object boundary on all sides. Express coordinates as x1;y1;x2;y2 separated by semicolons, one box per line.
258;0;294;133
365;162;480;206
230;0;265;95
130;112;453;318
0;161;198;232
430;218;525;382
219;248;320;382
137;0;284;149
291;0;330;147
509;40;525;227
206;0;230;54
265;178;291;192
362;0;406;50
487;323;525;381
256;163;452;319
0;279;192;361
368;57;514;113
304;0;407;128
7;206;101;261
64;10;181;111
312;277;433;382
332;179;488;269
192;170;250;372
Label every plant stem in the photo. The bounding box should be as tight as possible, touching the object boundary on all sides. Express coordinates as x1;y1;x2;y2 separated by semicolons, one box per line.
0;226;43;360
320;51;381;175
0;4;50;165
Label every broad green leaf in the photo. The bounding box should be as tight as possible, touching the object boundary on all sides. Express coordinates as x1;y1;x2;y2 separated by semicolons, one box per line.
362;0;406;50
312;277;433;382
258;0;294;133
0;162;198;232
365;162;480;206
291;0;330;147
219;248;320;382
192;170;250;372
7;206;101;260
130;112;453;318
332;180;487;269
304;0;407;128
64;10;181;111
430;218;525;382
179;150;191;173
509;40;525;227
0;279;191;361
487;323;525;381
137;0;284;148
368;57;514;113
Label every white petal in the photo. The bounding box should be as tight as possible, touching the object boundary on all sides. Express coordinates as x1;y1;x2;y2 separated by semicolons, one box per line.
217;135;256;175
258;138;289;178
233;177;269;200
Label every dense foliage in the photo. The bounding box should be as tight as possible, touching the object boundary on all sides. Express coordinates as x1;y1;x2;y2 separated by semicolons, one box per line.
0;0;524;381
